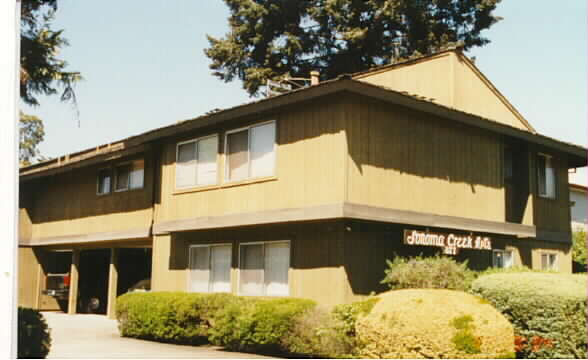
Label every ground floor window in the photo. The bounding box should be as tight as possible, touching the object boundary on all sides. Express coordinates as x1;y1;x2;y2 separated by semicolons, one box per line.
541;252;558;271
492;249;513;268
188;244;231;293
239;241;289;296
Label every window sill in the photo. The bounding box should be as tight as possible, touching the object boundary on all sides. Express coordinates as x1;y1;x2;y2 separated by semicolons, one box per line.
173;176;278;195
537;194;557;202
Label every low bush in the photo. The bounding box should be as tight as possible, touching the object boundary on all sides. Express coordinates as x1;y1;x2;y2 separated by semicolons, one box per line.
18;307;51;359
355;289;514;359
208;297;315;354
116;291;236;344
471;272;587;359
382;254;476;291
281;297;379;358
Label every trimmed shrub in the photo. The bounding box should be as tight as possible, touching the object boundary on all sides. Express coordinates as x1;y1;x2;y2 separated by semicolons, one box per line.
471;272;587;359
208;297;316;354
281;306;351;358
116;291;236;344
356;289;514;359
382;254;476;291
282;297;379;358
18;307;51;359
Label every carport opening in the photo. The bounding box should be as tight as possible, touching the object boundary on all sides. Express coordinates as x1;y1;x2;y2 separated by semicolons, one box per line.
117;248;152;295
78;249;110;314
42;250;72;312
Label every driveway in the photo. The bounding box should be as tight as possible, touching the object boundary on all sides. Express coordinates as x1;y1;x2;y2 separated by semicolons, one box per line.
42;312;276;359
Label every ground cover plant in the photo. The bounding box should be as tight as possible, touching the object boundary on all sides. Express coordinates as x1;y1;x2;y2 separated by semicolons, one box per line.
471;272;587;358
18;307;51;359
355;289;514;358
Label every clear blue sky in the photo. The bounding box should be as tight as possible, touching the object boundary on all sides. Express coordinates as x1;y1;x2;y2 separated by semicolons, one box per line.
22;0;587;185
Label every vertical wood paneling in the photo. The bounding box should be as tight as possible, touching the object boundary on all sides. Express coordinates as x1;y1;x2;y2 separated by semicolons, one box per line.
345;94;505;222
157;96;347;224
29;154;154;240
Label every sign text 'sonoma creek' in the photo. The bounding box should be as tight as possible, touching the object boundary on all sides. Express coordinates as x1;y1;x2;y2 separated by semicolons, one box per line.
403;230;492;255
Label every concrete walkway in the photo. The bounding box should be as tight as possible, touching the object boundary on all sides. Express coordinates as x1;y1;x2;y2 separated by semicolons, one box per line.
42;312;276;359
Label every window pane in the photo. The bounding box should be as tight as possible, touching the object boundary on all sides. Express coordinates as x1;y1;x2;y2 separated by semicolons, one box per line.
98;169;112;194
177;142;197;188
541;254;548;270
227;130;249;181
493;251;503;268
545;157;555;198
264;242;289;296
250;123;276;178
537;155;546;195
210;245;231;293
197;136;218;185
115;165;131;191
189;247;210;292
503;251;513;268
178;142;196;162
129;160;144;189
239;244;264;295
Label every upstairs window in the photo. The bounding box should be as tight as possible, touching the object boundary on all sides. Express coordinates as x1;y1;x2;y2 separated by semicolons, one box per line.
226;121;276;182
115;160;144;191
176;135;218;189
97;168;112;195
537;154;556;198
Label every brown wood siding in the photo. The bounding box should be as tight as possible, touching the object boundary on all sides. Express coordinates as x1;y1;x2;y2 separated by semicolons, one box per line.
18;247;39;308
28;153;154;242
151;221;348;307
532;152;572;233
156;96;347;225
343;94;505;222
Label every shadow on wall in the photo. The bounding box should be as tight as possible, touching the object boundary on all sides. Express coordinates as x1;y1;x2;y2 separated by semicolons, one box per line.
22;154;155;225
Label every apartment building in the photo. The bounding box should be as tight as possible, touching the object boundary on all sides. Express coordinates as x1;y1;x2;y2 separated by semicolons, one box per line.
18;49;586;317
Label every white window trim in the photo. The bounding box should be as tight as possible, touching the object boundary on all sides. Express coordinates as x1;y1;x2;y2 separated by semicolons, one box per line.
96;166;113;196
187;243;232;293
540;252;559;271
237;240;290;297
175;134;219;190
537;153;556;199
224;120;277;183
114;161;131;192
113;159;145;192
492;249;513;268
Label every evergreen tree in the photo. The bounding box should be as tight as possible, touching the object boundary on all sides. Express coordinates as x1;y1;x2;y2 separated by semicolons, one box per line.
19;0;80;166
21;0;81;107
19;111;45;167
205;0;502;96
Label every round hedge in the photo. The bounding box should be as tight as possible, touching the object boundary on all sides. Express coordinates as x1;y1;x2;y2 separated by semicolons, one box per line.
18;307;51;359
356;289;514;359
471;272;587;359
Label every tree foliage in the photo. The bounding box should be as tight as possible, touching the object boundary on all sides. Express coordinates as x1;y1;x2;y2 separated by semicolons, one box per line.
572;229;587;268
205;0;502;96
21;0;81;107
19;111;45;167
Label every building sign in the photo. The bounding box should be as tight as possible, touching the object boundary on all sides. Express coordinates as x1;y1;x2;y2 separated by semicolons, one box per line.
403;230;492;256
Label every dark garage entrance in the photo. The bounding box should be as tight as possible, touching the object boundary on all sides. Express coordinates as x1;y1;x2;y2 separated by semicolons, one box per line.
117;248;152;296
78;249;110;314
75;247;152;315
